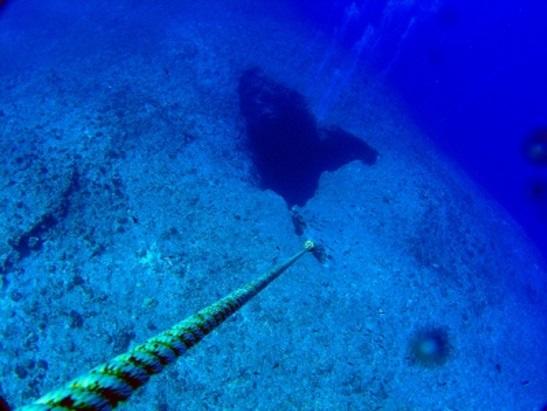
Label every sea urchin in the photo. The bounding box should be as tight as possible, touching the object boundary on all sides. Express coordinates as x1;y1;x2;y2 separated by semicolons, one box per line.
408;326;451;367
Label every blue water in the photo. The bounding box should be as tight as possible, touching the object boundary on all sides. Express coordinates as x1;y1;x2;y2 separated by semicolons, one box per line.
0;1;546;410
296;0;547;258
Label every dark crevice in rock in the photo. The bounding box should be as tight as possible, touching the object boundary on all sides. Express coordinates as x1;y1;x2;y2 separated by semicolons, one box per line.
8;167;80;262
290;208;307;236
238;68;378;207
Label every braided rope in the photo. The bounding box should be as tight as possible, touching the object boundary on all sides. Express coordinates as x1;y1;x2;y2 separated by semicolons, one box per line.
16;241;315;411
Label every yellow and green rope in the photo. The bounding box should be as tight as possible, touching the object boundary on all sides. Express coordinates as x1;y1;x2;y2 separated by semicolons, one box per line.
14;240;315;411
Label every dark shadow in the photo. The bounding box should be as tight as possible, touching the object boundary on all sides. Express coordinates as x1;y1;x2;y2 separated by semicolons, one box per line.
238;68;378;207
0;0;8;17
0;395;10;411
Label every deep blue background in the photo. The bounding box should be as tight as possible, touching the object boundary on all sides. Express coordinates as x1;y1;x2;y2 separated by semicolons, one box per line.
1;0;545;257
291;0;547;258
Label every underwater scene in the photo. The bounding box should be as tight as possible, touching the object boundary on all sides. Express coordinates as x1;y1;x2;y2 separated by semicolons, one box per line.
0;1;546;410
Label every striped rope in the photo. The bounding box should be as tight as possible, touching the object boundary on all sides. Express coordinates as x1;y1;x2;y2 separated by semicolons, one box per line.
16;240;315;411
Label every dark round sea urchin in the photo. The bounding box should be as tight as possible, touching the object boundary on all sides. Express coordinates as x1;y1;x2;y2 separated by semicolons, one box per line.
408;326;451;367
